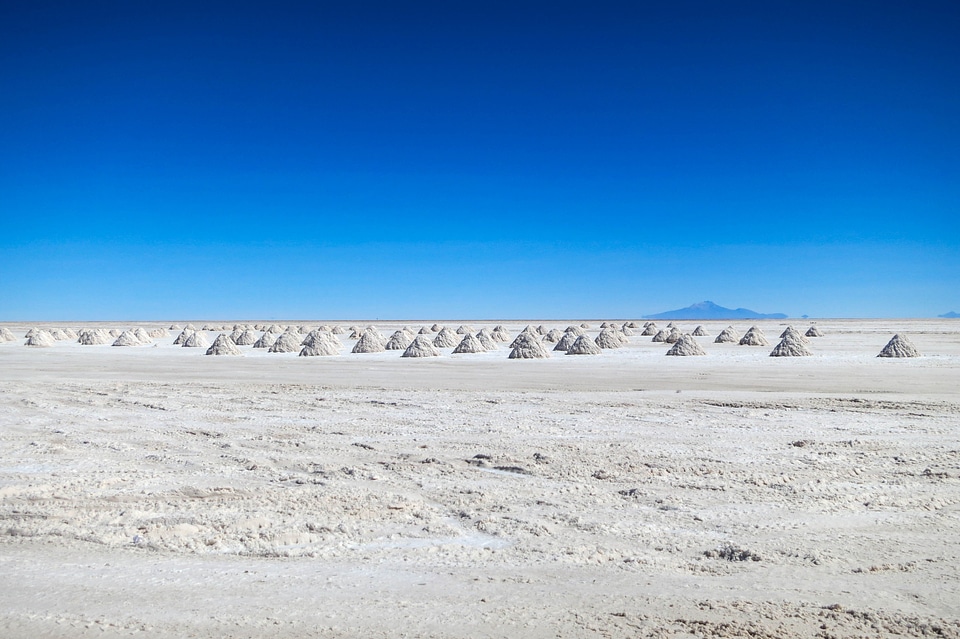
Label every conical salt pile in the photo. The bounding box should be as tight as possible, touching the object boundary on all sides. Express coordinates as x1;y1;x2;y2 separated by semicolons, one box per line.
641;323;658;336
666;322;676;329
112;330;142;347
148;328;168;338
453;333;485;354
133;327;153;344
508;332;550;359
567;334;601;355
595;328;624;349
403;335;441;358
543;328;563;343
620;325;634;336
234;329;259;346
253;332;276;348
169;324;181;331
385;330;413;350
0;327;18;342
878;334;920;358
664;328;682;344
331;325;345;335
692;325;708;336
474;329;498;351
651;329;669;343
352;330;386;354
108;329;121;338
509;328;538;348
206;334;242;356
418;327;430;334
600;322;612;329
536;325;549;335
580;322;590;329
780;326;809;344
269;332;302;353
770;335;812;357
50;328;70;341
715;326;739;343
564;325;585;336
201;324;214;331
430;323;442;333
491;326;511;342
433;327;460;348
25;330;56;347
228;329;244;342
173;329;193;345
779;326;802;339
805;325;823;337
184;323;197;331
666;334;707;356
182;332;209;348
299;339;339;356
62;328;79;340
302;330;340;350
739;327;768;346
553;331;579;352
78;328;111;345
455;325;473;335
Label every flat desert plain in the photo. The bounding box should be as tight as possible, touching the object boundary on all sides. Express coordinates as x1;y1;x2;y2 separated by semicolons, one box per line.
1;319;958;638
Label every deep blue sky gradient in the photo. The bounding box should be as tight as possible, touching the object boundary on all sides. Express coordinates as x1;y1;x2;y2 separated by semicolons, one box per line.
2;1;958;319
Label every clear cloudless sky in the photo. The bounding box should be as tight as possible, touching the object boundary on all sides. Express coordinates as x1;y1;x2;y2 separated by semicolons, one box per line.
1;0;958;320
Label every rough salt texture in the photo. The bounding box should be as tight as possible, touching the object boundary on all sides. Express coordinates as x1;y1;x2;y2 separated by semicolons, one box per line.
553;331;579;352
595;328;624;349
452;333;485;354
878;334;921;358
666;334;707;356
385;331;413;351
508;332;549;359
268;332;302;353
112;330;142;347
25;330;56;347
352;331;386;354
182;332;210;349
432;328;460;349
770;336;813;357
566;334;602;355
0;319;958;637
299;340;339;357
475;329;499;351
715;326;740;343
403;335;442;358
206;334;242;356
739;329;769;346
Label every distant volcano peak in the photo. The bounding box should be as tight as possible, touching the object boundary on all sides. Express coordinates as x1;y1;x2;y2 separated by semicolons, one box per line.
645;301;787;320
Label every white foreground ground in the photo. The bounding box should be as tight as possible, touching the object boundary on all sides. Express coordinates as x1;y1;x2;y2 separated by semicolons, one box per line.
1;319;959;638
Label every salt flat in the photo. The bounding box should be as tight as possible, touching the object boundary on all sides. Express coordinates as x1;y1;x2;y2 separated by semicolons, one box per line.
1;319;958;637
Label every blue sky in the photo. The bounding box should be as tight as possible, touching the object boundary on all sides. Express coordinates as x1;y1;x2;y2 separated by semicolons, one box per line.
1;1;958;319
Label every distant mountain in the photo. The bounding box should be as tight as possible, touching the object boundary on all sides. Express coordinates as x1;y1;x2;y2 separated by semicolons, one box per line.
645;301;788;320
939;311;960;318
